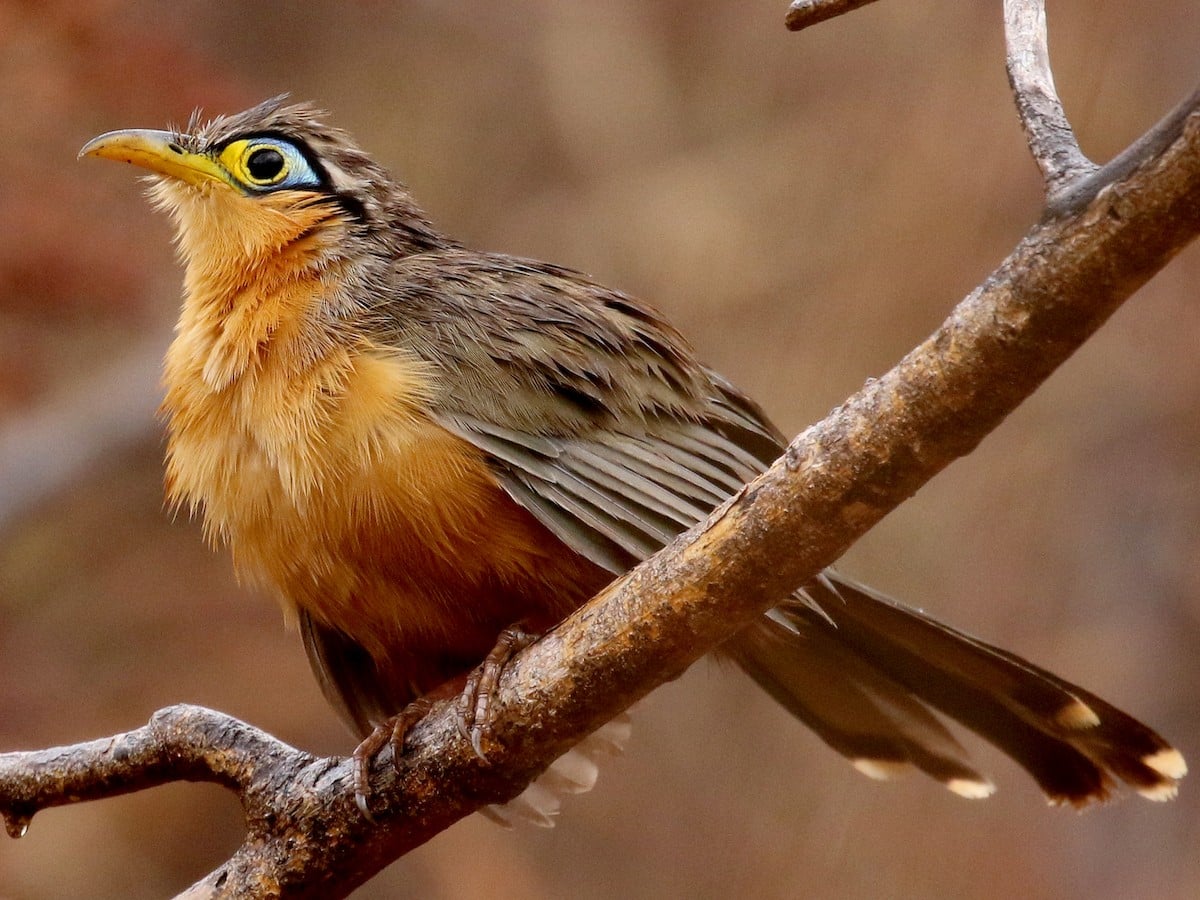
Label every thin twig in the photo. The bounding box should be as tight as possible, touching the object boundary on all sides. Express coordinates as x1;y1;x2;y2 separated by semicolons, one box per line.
785;0;879;32
1004;0;1097;192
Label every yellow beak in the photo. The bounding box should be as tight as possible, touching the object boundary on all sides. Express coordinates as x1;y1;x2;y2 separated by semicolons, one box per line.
79;129;229;187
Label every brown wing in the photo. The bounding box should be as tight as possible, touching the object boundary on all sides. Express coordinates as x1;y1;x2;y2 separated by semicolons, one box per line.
381;251;1184;803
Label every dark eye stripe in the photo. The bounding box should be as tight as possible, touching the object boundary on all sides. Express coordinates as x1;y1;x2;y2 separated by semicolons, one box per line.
332;192;367;222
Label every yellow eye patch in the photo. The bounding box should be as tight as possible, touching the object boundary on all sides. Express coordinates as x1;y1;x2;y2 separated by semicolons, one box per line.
216;138;321;193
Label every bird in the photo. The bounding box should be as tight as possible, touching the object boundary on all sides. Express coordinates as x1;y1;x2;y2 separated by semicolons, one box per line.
80;97;1185;819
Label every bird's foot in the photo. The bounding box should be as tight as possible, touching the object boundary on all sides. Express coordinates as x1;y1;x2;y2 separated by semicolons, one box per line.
351;623;539;818
456;623;538;759
352;696;434;820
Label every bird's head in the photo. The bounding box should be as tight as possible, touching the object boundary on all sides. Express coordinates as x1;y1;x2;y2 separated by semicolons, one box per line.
81;97;445;273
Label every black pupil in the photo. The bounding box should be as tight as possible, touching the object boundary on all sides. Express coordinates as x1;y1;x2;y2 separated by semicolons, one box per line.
246;147;285;181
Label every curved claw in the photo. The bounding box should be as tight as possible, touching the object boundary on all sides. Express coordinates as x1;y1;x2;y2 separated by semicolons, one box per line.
350;698;434;819
456;623;538;760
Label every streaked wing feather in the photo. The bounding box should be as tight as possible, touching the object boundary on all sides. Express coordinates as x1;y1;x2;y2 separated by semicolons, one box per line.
528;479;670;558
498;476;638;573
566;445;715;523
680;421;775;475
658;427;762;489
442;413;685;551
585;437;731;506
440;406;772;575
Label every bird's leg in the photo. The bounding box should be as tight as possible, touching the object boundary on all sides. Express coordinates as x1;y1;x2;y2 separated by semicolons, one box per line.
456;622;539;759
352;624;539;817
352;696;434;819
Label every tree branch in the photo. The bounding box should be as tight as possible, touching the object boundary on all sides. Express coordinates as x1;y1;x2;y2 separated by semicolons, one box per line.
785;0;879;32
3;5;1200;898
1004;0;1097;192
0;706;312;839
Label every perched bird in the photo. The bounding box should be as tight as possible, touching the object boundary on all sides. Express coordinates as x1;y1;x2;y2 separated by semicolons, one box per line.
81;98;1184;818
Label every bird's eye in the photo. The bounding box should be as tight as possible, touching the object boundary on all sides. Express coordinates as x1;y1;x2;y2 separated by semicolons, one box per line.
246;147;285;182
217;137;321;193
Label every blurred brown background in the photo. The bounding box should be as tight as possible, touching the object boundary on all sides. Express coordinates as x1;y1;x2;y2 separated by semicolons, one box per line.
2;1;1198;897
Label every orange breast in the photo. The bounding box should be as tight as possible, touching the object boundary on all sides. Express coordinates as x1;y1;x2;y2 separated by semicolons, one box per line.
155;192;611;697
164;334;608;689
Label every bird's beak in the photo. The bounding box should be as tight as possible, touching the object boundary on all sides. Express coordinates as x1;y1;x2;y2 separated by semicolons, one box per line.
79;129;227;187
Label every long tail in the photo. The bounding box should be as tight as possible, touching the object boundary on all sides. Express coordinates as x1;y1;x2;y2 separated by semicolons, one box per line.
726;574;1186;806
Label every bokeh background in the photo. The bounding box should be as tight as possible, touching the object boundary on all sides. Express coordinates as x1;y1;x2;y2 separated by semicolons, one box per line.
2;1;1198;897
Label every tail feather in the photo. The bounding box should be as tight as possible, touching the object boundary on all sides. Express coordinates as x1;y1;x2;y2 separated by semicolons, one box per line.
729;574;1185;806
728;620;995;797
945;622;1184;798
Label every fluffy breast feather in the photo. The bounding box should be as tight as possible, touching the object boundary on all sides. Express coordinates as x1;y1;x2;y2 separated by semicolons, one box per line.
158;201;598;662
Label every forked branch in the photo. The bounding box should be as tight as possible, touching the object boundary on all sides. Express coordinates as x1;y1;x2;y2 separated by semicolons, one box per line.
1004;0;1097;191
